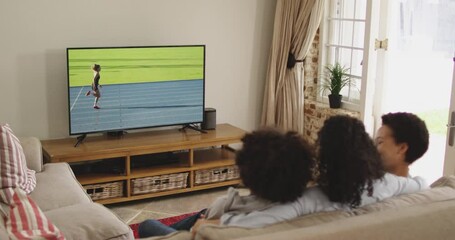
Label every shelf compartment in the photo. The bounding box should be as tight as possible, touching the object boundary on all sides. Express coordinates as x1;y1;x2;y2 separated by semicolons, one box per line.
131;172;189;195
70;157;126;180
131;151;188;169
83;181;125;201
192;148;237;170
78;174;127;185
194;165;240;186
130;163;191;178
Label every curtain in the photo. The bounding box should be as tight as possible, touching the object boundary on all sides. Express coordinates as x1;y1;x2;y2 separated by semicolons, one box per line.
261;0;325;133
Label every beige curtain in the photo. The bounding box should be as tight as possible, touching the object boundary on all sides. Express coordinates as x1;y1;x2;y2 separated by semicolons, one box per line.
261;0;324;133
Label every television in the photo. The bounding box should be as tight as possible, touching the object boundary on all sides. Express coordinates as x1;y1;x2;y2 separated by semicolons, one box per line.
66;45;205;135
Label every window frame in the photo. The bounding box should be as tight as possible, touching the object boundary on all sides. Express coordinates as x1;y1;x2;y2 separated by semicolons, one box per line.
318;0;369;112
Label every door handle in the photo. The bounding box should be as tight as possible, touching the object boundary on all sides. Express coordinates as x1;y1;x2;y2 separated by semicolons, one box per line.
448;111;455;146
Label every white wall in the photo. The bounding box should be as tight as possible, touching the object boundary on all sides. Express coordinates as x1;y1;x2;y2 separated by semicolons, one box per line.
0;0;276;139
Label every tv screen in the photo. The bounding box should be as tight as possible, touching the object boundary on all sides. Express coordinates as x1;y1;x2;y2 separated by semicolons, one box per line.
67;45;205;135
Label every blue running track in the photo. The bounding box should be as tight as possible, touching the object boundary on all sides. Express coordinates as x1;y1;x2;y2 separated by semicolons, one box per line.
69;79;203;134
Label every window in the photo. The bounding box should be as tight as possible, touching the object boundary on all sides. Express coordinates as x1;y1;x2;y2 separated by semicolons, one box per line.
320;0;368;108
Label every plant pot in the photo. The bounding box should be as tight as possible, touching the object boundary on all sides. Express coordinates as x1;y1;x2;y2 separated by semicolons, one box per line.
328;94;342;109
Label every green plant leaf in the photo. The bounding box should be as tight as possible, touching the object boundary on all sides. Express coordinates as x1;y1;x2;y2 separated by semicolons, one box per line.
319;62;354;96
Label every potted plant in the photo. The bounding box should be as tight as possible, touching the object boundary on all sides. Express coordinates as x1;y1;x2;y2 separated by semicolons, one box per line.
320;62;352;109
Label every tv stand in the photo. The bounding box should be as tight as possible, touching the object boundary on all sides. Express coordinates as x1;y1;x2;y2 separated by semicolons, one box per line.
74;134;87;147
180;124;207;134
41;124;244;205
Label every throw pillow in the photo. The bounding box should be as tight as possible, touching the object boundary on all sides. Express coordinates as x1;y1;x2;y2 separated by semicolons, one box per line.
0;124;36;194
0;188;65;240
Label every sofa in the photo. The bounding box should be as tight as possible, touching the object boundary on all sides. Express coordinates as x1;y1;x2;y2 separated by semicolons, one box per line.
0;137;134;240
143;176;455;240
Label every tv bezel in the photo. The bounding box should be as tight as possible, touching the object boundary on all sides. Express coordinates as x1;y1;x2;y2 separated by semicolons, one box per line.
66;44;206;136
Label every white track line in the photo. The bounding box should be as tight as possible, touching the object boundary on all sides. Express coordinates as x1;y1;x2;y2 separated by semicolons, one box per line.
70;87;84;112
72;81;203;132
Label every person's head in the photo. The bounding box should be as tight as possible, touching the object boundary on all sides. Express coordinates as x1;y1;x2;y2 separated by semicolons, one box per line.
92;64;101;72
236;129;315;203
317;115;384;207
376;112;429;176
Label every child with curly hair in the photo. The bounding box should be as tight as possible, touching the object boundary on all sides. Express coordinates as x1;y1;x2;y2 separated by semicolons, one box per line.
138;129;315;237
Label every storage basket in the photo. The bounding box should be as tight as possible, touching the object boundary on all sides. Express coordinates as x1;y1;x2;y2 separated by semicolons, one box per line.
194;165;240;185
132;172;189;195
84;181;124;201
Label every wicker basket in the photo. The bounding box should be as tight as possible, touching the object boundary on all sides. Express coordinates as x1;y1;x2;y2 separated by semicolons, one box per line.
132;172;189;195
84;181;124;201
194;165;240;185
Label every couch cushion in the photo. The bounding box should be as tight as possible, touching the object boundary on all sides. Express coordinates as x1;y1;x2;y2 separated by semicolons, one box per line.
30;163;91;212
237;200;455;240
196;210;352;240
45;203;133;240
19;137;43;173
0;124;36;193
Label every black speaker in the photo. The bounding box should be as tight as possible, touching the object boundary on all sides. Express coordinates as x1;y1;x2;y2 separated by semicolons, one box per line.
202;108;216;130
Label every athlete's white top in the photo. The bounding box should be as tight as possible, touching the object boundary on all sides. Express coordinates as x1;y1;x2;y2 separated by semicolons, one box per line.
220;173;428;228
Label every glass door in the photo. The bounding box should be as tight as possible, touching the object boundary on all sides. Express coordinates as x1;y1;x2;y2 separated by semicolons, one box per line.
374;0;455;183
444;58;455;176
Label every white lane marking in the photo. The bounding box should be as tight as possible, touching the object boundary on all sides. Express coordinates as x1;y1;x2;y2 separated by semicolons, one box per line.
70;87;84;112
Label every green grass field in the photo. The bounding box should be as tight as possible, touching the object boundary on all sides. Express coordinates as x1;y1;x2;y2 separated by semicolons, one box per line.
417;108;449;135
68;46;204;87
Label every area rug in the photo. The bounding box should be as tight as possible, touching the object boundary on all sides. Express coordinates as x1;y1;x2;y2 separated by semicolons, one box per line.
129;212;198;239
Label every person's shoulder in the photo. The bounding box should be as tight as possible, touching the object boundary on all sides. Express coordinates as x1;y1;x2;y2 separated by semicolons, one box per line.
300;186;329;202
410;176;429;189
301;186;347;212
379;172;412;182
304;186;325;196
376;173;404;186
376;172;429;191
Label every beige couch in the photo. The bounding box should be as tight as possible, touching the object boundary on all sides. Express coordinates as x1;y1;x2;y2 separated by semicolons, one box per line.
145;176;455;240
0;137;134;240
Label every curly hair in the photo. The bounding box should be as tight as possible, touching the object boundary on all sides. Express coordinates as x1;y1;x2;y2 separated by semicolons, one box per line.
236;129;315;203
381;112;429;164
317;115;384;207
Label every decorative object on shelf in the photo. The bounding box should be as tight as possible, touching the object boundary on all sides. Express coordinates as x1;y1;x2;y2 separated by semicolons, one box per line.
132;172;189;195
84;181;124;201
320;62;353;109
195;166;240;185
202;108;217;130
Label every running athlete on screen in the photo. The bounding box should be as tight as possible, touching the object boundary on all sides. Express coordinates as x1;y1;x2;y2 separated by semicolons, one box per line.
85;64;102;109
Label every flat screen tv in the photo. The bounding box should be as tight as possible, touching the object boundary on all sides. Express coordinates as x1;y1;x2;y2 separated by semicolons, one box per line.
67;45;205;135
